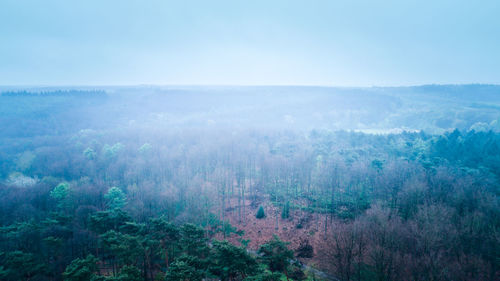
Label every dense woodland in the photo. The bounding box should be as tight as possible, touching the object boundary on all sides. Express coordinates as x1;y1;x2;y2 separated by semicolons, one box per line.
0;86;499;281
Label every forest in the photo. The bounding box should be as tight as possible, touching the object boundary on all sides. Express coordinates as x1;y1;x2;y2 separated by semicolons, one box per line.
0;85;499;281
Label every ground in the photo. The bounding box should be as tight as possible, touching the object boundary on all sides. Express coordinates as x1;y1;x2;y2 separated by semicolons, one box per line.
215;195;336;274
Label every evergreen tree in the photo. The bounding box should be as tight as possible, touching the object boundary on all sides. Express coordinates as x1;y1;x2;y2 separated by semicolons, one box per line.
179;224;208;258
256;206;266;219
281;201;290;219
100;231;143;266
258;235;294;275
165;260;204;281
50;182;71;209
148;217;180;267
244;271;283;281
89;210;131;234
0;251;46;281
209;240;258;281
63;254;99;281
115;265;142;281
105;187;127;210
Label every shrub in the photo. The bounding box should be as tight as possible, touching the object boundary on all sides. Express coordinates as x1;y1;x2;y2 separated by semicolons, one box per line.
295;240;314;258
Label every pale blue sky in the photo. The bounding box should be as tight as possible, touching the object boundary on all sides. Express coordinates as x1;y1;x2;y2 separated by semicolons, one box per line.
0;0;499;86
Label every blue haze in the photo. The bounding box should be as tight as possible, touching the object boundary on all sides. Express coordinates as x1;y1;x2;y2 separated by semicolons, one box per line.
0;0;499;86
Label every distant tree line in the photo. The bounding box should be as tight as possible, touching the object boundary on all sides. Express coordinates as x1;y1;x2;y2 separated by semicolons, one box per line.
1;90;106;97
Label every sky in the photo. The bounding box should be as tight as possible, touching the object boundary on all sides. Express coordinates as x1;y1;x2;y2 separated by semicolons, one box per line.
0;0;499;86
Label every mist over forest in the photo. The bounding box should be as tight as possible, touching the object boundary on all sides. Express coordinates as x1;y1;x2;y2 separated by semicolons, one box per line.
0;85;499;281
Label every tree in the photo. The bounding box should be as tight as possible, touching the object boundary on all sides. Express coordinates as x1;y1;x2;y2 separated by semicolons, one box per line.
83;148;96;160
0;251;46;281
180;224;208;258
258;235;294;278
138;143;153;154
50;182;71;209
148;217;180;268
244;271;283;281
90;210;131;234
281;201;290;219
209;240;258;281
256;206;266;219
324;222;367;281
105;187;127;210
115;265;142;281
165;260;204;281
295;240;313;258
63;254;99;281
102;143;124;159
100;231;143;268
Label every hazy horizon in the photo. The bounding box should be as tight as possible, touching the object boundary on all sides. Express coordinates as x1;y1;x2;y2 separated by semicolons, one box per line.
2;0;499;86
1;83;499;88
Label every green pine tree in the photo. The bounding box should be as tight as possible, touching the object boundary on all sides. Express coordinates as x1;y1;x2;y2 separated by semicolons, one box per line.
63;254;99;281
209;240;258;281
281;201;290;219
104;187;127;210
258;235;294;274
256;206;266;219
165;260;203;281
